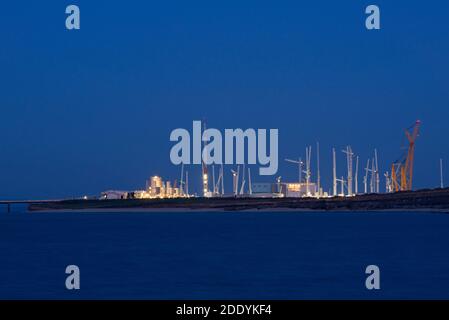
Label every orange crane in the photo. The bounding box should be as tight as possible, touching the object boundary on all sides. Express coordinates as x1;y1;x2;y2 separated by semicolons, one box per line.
391;120;421;192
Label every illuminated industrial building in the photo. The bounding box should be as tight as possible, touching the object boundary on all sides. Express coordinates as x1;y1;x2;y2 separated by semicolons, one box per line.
249;182;321;198
101;175;189;200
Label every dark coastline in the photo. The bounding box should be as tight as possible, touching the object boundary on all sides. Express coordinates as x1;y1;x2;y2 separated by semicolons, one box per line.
28;188;449;212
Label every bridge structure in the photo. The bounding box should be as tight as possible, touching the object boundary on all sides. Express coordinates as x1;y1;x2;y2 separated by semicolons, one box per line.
0;200;62;213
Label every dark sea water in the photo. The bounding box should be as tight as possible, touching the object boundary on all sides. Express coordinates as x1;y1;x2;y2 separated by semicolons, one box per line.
1;208;449;299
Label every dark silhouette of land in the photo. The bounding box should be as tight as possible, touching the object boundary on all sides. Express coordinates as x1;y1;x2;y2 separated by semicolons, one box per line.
28;188;449;212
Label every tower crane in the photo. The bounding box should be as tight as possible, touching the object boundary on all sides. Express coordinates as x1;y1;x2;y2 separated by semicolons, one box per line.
391;120;421;192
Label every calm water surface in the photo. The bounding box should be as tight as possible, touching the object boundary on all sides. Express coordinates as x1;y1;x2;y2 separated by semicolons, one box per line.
1;209;448;299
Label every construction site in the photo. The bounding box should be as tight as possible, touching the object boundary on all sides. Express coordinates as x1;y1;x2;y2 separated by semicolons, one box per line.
98;119;447;202
29;119;449;212
173;119;441;199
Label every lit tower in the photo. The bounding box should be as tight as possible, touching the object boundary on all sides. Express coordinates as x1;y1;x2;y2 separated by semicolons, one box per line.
202;120;210;197
202;161;209;197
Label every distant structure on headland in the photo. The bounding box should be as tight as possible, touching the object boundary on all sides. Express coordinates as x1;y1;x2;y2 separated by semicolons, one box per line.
100;175;191;200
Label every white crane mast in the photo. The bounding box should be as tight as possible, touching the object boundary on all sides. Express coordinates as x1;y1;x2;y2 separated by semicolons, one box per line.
180;163;184;196
374;149;380;193
342;146;354;196
305;146;312;196
317;142;321;196
185;171;189;196
384;171;391;193
364;159;371;194
212;165;216;195
248;168;252;195
239;164;246;195
221;163;224;195
333;148;337;196
355;155;359;195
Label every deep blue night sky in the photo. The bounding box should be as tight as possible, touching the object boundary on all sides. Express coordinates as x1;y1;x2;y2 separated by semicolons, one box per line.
1;1;448;199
